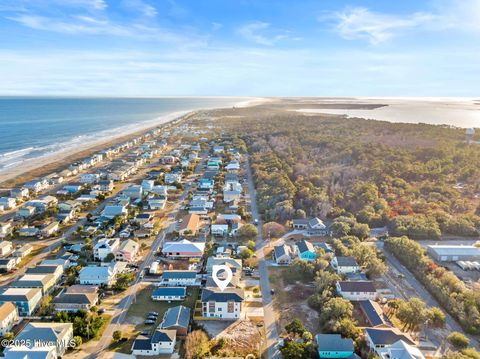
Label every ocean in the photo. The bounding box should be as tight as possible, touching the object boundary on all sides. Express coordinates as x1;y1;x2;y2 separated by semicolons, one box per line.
0;97;245;171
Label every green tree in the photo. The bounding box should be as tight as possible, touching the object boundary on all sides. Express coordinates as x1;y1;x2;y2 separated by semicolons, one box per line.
285;319;306;336
237;224;258;238
113;330;122;342
73;336;83;348
239;248;254;259
448;332;470;350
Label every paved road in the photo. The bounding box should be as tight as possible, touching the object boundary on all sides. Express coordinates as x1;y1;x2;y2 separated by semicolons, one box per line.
378;241;479;350
245;155;281;359
87;182;192;357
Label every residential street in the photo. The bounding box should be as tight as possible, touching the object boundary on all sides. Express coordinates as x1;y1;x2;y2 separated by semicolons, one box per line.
86;182;192;358
245;155;281;359
377;241;479;350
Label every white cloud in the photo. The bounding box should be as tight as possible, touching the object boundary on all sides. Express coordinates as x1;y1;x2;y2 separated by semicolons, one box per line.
237;21;288;46
329;7;436;44
122;0;157;18
326;1;480;45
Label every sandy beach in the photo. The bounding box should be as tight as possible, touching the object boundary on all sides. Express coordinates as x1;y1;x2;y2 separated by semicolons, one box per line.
0;97;266;187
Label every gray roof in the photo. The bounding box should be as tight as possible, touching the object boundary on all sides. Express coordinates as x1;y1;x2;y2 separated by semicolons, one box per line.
151;329;176;343
315;334;354;352
161;305;190;329
52;293;97;305
365;328;415;346
201;288;244;303
296;240;315;254
293;218;309;225
308;217;326;229
358;300;386;327
162;270;197;279
26;265;61;275
274;244;290;259
335;256;358;267
16;322;72;343
153;287;186;297
337;281;376;293
427;245;480;256
132;336;152;350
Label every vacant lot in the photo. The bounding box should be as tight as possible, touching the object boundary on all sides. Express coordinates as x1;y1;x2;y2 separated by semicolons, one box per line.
267;267;317;333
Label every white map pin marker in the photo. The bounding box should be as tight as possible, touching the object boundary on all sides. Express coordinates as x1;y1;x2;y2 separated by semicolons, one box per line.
212;264;233;292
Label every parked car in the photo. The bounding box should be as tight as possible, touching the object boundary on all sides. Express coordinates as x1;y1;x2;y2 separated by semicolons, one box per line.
270;289;275;295
148;311;159;316
144;320;155;325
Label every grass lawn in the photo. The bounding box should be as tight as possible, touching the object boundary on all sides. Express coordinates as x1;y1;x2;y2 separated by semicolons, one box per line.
126;285;199;334
93;314;112;340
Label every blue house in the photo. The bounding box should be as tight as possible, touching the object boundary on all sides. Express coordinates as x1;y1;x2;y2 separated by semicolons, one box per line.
0;287;43;316
315;334;355;358
296;240;317;261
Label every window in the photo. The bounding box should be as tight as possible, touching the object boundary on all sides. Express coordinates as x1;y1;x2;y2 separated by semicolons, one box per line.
208;301;215;313
227;301;234;313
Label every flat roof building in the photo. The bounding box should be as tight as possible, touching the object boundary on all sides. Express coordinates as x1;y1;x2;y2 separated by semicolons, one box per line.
427;245;480;262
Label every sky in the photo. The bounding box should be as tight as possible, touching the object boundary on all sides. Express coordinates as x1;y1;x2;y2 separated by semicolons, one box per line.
0;0;479;96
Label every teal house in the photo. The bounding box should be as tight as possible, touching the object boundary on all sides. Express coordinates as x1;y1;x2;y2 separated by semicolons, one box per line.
315;334;354;358
295;240;317;261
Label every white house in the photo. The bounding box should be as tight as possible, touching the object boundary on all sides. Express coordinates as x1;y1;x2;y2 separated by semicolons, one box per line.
94;238;120;261
115;239;139;263
18;226;39;237
79;264;118;286
0;258;17;272
142;180;155;192
0;197;16;210
160;271;197;286
331;256;360;274
273;244;292;265
152;287;186;301
377;339;424;359
102;205;127;219
0;241;13;257
201;288;244;319
364;328;416;357
148;198;166;210
162;239;205;259
17;206;36;218
4;322;73;358
41;221;59;237
336;281;377;301
131;329;176;356
164;173;181;184
0;222;13;239
0;302;19;336
123;185;143;199
211;224;229;237
79;173;100;184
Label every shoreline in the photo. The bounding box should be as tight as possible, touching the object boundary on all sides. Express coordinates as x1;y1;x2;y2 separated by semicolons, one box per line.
0;110;193;188
0;97;268;188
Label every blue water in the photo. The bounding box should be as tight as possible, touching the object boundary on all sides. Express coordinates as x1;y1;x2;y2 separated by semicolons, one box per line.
0;97;244;170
